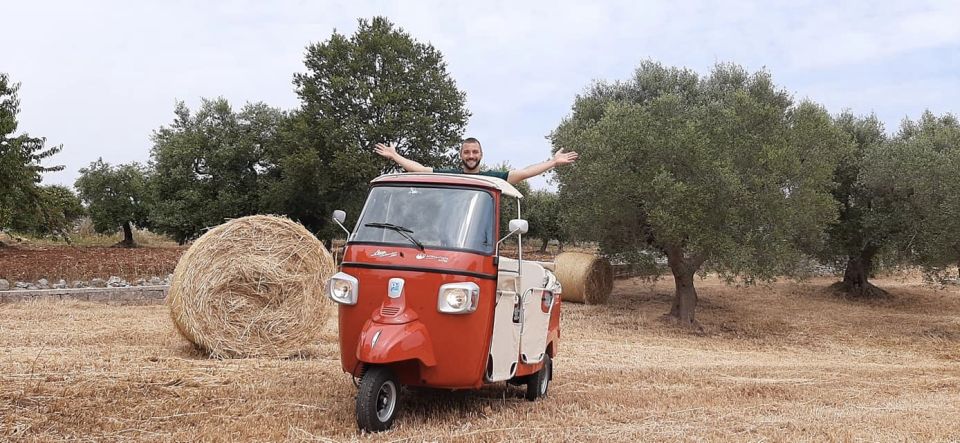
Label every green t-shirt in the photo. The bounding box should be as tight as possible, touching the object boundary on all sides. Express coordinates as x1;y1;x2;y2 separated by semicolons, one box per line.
433;168;509;181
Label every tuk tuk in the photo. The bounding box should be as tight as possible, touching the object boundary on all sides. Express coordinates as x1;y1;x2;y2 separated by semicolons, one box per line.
327;173;562;432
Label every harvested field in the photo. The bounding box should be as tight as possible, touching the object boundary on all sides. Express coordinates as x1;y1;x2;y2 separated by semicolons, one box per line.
2;274;959;441
0;246;186;282
0;244;557;284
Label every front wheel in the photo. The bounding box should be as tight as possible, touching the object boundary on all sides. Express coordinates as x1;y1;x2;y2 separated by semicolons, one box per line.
525;353;552;401
356;366;400;432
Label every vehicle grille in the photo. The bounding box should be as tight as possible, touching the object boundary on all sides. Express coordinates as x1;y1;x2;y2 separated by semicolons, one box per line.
380;306;401;316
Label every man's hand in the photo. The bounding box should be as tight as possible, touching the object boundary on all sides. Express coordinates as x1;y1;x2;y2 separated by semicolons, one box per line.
374;142;434;173
553;148;579;166
374;143;398;160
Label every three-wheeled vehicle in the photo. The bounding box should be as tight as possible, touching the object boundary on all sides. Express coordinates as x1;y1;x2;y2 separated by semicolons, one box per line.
327;173;562;432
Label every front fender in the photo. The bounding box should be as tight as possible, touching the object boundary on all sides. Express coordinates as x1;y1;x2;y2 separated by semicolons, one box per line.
357;320;437;367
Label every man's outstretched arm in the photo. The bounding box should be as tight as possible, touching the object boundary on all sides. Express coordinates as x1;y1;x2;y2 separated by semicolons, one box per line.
506;148;579;184
374;143;433;173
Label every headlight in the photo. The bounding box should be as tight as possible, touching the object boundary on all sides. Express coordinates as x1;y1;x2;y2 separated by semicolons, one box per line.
437;282;479;314
327;272;358;305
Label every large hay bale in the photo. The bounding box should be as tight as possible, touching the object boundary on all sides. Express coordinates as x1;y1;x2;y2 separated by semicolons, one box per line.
167;215;335;358
554;252;613;304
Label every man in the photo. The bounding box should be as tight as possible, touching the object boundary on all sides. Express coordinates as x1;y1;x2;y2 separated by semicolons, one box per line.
374;137;578;185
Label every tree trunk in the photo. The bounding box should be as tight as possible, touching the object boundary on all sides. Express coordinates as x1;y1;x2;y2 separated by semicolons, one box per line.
663;246;705;328
116;221;136;248
668;267;698;324
539;238;548;253
834;246;886;297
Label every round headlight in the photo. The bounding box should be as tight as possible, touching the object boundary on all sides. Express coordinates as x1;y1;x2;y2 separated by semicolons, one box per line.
332;280;352;300
444;288;468;310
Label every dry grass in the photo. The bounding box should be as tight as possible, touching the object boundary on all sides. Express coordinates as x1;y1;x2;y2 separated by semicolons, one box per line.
2;275;960;441
2;223;180;248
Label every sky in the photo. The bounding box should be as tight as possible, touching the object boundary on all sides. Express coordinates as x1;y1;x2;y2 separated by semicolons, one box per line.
5;0;959;191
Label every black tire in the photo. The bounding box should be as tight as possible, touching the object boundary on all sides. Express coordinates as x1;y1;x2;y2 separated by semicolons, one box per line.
356;366;400;432
525;353;552;401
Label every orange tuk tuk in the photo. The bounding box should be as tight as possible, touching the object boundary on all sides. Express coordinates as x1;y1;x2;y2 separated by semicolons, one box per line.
328;173;562;432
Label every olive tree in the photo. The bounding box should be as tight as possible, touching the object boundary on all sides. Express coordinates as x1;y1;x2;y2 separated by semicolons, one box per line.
524;190;564;252
866;111;960;281
816;114;903;297
75;159;150;246
552;62;848;326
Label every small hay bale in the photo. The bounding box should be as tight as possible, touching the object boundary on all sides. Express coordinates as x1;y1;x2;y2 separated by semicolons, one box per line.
167;215;335;358
554;252;613;304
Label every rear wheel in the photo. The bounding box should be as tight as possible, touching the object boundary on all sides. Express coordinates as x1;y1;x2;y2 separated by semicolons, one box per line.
356;366;400;432
525;354;552;401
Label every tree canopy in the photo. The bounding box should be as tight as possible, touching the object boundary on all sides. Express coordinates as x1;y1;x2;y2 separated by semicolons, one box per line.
0;73;63;232
523;190;564;252
75;159;150;246
868;111;960;280
272;16;468;237
149;99;283;243
813;113;905;297
552;61;850;325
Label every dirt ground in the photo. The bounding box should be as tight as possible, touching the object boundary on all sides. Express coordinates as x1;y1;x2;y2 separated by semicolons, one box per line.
2;273;959;441
0;244;557;283
0;246;186;282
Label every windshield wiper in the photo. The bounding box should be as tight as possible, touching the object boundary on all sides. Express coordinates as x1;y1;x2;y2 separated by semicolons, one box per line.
364;222;424;251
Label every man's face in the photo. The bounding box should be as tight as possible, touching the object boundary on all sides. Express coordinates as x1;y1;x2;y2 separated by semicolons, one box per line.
460;142;482;172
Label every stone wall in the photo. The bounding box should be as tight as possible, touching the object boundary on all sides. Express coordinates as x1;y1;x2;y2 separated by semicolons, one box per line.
0;286;169;305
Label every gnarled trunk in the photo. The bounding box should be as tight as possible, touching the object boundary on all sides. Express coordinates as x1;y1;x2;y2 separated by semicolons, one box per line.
664;246;705;327
835;245;886;297
668;267;698;324
540;238;549;253
116;221;136;248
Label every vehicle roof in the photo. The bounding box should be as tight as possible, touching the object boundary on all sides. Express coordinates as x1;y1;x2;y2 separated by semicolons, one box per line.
371;173;523;198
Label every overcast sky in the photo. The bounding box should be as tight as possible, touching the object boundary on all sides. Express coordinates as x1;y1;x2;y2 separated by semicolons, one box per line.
6;1;959;191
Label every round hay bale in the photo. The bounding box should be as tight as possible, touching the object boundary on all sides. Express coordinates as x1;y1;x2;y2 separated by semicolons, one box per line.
167;215;335;358
554;252;613;304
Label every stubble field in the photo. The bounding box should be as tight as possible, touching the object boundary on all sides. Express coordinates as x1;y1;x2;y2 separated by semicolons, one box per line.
2;268;960;441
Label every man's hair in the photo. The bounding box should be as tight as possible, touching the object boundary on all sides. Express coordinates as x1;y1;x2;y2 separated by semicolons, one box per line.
462;137;482;151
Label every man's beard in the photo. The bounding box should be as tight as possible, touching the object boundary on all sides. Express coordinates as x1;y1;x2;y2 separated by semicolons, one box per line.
462;159;480;171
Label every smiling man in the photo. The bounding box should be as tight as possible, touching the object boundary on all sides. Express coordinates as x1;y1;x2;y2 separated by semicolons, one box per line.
374;137;578;185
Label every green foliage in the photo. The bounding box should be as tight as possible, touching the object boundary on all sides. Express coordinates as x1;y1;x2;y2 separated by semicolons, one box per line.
149;99;283;243
0;73;63;229
75;159;149;237
485;161;529;241
524;190;564;250
277;16;468;237
8;185;84;238
819;114;889;259
552;61;848;292
869;111;960;278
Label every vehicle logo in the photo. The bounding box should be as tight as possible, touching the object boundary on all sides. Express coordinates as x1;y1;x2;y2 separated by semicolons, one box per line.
370;249;399;258
415;253;449;263
388;278;404;299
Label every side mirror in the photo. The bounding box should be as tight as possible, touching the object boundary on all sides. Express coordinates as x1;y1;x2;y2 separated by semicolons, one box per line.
332;210;349;235
496;218;529;253
508;219;528;235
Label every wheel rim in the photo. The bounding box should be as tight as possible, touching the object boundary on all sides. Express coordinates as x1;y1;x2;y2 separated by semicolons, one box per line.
376;380;397;422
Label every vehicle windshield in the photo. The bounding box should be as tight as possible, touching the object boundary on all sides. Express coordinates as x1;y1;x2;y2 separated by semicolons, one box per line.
352;186;496;253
